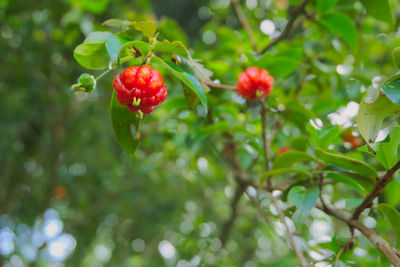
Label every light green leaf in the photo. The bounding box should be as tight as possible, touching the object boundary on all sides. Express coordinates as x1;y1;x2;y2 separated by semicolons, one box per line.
377;203;400;249
110;91;139;157
152;39;187;56
81;0;109;14
382;74;400;105
316;0;338;14
102;19;130;31
361;0;393;25
368;127;400;169
315;148;377;178
357;94;400;143
384;177;400;207
105;36;127;66
150;56;207;113
288;186;319;225
393;48;400;69
131;21;156;39
272;151;316;169
320;12;358;50
73;31;113;69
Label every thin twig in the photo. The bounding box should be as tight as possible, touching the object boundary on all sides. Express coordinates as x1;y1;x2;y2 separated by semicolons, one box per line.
231;0;259;53
317;201;400;267
219;183;246;246
352;161;400;220
203;80;236;90
259;99;310;267
260;0;311;54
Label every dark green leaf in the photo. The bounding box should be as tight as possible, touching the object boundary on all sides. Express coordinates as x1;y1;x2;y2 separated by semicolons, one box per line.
393;47;400;69
377;204;400;249
315;148;377;178
320;12;358;50
272;151;316;169
382;75;400;105
316;0;338;14
110;91;139;157
361;0;393;24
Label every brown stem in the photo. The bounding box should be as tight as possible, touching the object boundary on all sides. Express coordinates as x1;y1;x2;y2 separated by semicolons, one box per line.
231;0;259;53
352;161;400;220
260;0;310;54
317;201;400;267
203;80;236;90
219;183;246;246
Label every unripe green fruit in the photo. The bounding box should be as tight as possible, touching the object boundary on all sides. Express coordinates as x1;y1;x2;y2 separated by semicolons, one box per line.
71;73;96;93
77;73;96;92
392;47;400;69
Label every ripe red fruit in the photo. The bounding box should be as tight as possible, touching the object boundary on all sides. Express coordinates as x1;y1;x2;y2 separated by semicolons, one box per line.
237;67;274;101
113;65;167;114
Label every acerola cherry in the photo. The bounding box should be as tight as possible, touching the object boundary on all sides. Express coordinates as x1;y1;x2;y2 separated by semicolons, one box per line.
113;65;167;114
237;67;274;101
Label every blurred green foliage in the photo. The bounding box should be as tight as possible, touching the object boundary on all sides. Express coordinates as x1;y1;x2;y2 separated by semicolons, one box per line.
2;0;400;266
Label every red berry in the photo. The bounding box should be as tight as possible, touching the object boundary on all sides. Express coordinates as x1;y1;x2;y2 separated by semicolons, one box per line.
236;67;274;101
113;65;168;114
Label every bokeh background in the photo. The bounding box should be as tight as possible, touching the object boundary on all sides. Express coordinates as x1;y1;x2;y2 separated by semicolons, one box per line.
1;0;400;266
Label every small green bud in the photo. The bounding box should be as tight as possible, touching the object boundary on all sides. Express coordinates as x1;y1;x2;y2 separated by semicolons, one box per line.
71;73;96;93
392;47;400;69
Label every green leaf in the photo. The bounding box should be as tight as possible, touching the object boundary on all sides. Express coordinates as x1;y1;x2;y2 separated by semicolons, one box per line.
131;21;156;39
73;31;113;69
382;75;400;105
384;177;400;206
368;127;400;169
182;84;200;110
272;151;316;169
105;36;127;66
153;39;187;57
316;0;338;14
110;91;139;157
102;19;130;31
357;94;400;143
377;203;400;249
315;148;377;178
81;0;109;14
393;48;400;69
320;12;358;50
361;0;393;25
256;49;302;78
260;168;312;186
150;56;207;113
288;186;319;225
321;171;366;192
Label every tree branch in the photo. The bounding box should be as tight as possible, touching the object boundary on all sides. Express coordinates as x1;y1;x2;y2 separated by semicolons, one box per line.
219;183;246;246
203;80;236;90
352;161;400;220
260;0;310;54
317;201;400;267
231;0;259;53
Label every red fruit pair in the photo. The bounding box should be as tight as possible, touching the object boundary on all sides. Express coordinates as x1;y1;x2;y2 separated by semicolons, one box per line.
113;65;167;114
237;67;274;101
